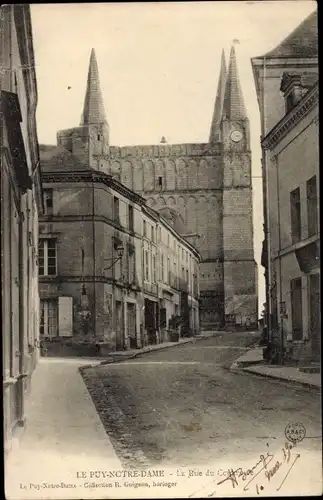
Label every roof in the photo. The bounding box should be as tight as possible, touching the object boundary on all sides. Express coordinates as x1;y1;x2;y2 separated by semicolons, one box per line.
260;10;318;59
80;48;107;126
157;207;186;236
209;49;227;142
222;45;247;121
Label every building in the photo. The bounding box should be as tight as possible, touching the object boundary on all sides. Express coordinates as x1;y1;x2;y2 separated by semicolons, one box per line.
56;46;258;330
38;153;200;355
1;5;43;451
251;10;319;362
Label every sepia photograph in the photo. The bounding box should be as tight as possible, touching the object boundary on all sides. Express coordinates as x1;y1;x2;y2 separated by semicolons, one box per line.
1;1;321;498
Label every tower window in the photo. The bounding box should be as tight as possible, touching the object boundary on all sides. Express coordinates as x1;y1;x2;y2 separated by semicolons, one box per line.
44;189;53;215
98;134;101;141
158;176;163;187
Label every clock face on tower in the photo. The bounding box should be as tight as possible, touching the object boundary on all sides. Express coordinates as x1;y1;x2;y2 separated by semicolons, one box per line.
230;130;243;143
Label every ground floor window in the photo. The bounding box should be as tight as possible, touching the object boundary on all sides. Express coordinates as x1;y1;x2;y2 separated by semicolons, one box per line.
40;299;58;338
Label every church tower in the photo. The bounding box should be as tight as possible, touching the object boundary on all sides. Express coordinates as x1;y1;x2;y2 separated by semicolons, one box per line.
57;48;110;170
58;44;258;330
220;45;258;326
209;49;227;144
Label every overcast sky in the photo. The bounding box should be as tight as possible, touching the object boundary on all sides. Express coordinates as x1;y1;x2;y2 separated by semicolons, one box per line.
30;1;316;312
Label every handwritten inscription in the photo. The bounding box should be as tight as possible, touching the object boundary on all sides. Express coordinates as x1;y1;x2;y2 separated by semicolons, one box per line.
216;442;300;495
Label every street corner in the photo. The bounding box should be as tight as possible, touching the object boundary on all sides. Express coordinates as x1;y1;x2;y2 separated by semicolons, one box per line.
229;361;241;371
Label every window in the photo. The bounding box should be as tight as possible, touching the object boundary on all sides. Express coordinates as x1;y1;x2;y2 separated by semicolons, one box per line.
98;134;101;141
143;220;147;237
113;197;120;223
151;226;155;243
167;257;171;284
186;269;189;288
44;189;53;215
290;187;301;243
128;246;135;283
158;176;163;187
291;278;303;340
128;205;134;232
40;299;58;338
152;254;156;283
307;176;317;237
144;250;149;281
174;261;177;288
167;234;170;247
286;92;295;113
39;239;57;276
161;253;164;282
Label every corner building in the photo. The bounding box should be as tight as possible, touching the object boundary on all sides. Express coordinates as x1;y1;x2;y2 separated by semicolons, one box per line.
251;10;319;362
38;162;200;353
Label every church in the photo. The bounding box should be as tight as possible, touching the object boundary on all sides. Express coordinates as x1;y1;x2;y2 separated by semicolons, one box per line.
56;44;258;329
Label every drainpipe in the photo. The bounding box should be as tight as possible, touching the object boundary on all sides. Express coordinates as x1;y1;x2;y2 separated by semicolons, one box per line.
261;56;273;352
17;195;26;426
275;156;284;362
92;176;96;338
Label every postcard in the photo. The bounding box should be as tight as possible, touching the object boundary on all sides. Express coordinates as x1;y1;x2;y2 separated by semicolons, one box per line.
2;1;321;499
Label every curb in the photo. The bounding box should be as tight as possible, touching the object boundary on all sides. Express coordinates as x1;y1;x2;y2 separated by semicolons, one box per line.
231;364;321;390
85;335;213;368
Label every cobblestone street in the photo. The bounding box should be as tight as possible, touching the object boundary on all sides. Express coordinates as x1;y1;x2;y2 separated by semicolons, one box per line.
81;333;322;470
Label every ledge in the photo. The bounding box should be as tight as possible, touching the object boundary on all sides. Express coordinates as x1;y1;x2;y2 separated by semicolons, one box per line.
262;83;318;150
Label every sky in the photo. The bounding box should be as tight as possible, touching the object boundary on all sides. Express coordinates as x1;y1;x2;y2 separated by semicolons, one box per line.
30;1;317;313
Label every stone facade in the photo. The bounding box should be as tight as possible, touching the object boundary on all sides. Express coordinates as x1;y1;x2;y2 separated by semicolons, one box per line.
54;46;258;330
1;5;43;452
251;10;319;362
38;163;200;354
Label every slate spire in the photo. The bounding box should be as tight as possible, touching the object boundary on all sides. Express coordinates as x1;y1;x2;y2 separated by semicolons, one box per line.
80;48;107;126
209;49;227;142
222;45;247;121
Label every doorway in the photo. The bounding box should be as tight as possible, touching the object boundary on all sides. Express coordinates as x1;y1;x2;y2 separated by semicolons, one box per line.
127;302;137;349
115;300;124;350
144;298;157;344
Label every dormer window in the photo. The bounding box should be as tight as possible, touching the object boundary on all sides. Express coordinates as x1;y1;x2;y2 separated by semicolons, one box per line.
280;71;317;115
285;92;295;113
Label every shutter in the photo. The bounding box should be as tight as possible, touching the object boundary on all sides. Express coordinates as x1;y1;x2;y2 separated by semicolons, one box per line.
58;297;73;337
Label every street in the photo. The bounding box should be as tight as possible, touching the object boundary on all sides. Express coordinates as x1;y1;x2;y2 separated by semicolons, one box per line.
81;333;321;471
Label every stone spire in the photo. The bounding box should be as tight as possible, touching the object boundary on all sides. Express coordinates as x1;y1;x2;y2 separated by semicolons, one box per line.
222;45;247;121
209;49;227;142
80;48;107;126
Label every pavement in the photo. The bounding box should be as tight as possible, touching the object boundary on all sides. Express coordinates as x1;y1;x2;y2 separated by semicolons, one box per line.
230;347;321;389
5;357;122;500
